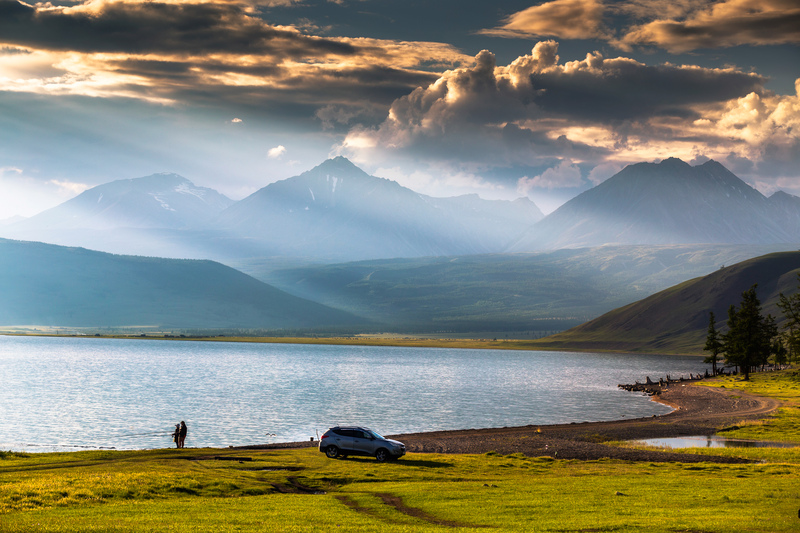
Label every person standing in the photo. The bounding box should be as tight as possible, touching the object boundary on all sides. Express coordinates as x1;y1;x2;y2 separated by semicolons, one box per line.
178;421;187;448
172;423;181;448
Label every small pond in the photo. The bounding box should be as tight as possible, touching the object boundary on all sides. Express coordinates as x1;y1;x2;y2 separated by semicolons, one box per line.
634;436;799;449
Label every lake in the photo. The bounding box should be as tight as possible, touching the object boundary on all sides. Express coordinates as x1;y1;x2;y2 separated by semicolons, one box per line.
0;336;707;452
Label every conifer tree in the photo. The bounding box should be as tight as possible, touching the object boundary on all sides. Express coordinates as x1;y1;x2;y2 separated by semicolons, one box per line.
703;311;723;375
777;273;800;363
723;284;776;380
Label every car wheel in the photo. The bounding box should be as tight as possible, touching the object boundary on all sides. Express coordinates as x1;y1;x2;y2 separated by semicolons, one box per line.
375;448;389;462
325;446;340;459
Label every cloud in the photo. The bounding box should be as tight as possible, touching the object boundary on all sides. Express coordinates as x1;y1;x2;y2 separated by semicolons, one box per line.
337;40;800;200
587;161;625;184
0;0;355;56
267;145;286;158
517;160;583;194
619;0;800;52
712;79;800;178
47;179;91;197
340;41;765;169
481;0;610;40
0;169;86;217
0;0;471;111
485;0;800;53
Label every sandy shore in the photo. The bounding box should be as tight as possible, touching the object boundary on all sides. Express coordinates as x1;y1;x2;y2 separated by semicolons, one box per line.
244;383;782;463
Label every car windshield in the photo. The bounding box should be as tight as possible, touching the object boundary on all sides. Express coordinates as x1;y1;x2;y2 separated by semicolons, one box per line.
367;429;384;439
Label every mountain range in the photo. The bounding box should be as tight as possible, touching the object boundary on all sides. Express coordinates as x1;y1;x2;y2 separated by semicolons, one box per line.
4;156;797;265
2;158;543;262
2;156;800;335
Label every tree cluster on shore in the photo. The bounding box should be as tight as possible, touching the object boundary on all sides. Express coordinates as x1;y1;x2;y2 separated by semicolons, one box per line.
704;275;800;380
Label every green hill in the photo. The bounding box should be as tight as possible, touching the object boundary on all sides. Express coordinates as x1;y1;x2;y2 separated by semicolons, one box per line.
0;239;365;330
530;251;800;355
241;244;796;335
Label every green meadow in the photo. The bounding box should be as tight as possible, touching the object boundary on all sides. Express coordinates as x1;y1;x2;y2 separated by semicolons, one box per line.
2;371;800;532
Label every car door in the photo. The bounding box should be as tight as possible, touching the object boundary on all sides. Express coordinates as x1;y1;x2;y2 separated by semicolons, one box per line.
329;428;354;453
350;429;377;455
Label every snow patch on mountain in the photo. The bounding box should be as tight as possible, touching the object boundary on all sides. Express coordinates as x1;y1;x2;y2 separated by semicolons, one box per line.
149;194;176;212
327;175;340;194
175;182;208;200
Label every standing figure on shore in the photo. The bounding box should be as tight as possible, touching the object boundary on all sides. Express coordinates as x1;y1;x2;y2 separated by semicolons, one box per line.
172;423;180;448
179;421;187;448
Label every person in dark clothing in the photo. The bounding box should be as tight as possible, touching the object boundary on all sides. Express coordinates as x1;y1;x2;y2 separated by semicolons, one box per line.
172;423;180;448
178;421;187;448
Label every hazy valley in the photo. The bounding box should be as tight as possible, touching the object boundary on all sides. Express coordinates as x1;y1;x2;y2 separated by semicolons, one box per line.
2;157;799;347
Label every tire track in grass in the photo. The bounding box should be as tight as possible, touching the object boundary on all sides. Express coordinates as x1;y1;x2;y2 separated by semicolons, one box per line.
375;492;491;528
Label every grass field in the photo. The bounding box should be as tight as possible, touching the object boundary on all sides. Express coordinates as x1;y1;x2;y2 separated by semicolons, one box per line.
2;371;800;532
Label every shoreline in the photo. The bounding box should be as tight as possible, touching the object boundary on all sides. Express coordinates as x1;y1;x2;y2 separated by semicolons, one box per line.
0;332;705;356
241;383;783;463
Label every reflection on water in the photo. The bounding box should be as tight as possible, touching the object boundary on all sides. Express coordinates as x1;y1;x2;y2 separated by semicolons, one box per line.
1;335;708;452
635;436;798;448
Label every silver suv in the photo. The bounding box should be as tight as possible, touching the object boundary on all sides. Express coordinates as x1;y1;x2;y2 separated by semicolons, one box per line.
318;426;406;462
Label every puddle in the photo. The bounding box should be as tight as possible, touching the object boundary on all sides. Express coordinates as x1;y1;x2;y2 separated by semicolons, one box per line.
633;436;799;449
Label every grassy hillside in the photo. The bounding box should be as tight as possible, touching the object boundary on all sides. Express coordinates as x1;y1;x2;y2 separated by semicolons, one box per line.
0;239;364;330
530;251;800;354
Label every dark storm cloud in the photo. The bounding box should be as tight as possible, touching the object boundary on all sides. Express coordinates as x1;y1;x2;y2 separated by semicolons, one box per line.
107;58;285;79
0;0;356;56
372;42;765;137
528;56;766;122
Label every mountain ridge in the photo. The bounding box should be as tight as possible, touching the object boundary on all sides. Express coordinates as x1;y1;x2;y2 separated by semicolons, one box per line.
528;251;800;354
7;173;234;232
0;238;365;330
216;156;544;261
511;158;795;250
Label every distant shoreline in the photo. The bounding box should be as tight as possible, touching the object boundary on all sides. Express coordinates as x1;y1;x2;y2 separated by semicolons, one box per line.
0;331;704;356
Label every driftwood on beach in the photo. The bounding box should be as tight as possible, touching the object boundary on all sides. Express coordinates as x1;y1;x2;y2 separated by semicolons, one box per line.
618;370;720;395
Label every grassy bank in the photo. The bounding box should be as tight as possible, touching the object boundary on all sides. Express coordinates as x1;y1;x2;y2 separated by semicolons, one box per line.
1;447;798;532
2;371;800;532
1;331;571;352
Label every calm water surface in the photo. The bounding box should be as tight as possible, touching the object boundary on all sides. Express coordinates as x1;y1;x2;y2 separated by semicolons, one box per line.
635;436;799;449
0;336;707;452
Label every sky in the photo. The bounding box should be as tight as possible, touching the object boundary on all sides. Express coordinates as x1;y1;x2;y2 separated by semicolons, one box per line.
0;0;798;217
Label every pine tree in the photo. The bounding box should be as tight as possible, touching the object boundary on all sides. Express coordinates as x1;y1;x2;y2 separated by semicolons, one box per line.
777;273;800;363
723;285;776;380
773;334;789;368
703;311;723;375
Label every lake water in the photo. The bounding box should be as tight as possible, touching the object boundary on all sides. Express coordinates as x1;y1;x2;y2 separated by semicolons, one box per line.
0;336;707;452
